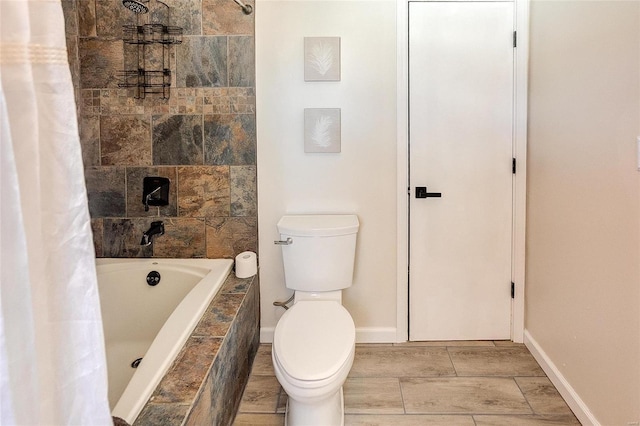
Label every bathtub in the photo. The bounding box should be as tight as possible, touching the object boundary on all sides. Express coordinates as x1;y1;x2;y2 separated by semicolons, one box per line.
96;258;234;424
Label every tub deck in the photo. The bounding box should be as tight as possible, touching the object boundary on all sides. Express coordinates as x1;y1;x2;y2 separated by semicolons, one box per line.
132;272;260;426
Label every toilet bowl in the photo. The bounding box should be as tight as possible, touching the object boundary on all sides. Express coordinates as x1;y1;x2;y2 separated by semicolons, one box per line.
272;300;356;426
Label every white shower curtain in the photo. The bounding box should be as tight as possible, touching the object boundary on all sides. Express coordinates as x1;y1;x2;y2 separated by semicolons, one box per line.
0;0;112;424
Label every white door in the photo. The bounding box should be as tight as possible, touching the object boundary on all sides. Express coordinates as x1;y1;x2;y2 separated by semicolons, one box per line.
409;1;514;341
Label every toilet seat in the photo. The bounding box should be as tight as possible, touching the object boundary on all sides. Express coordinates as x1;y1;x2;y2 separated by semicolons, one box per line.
273;301;355;383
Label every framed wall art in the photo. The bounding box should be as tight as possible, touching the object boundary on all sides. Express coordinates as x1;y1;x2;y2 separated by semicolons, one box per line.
304;108;341;153
304;37;341;82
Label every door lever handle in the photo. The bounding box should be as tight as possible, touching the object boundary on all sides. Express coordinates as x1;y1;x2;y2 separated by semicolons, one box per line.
416;186;442;198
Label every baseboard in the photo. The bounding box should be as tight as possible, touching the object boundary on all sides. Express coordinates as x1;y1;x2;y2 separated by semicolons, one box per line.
355;327;398;343
260;326;398;344
524;330;600;426
260;327;275;343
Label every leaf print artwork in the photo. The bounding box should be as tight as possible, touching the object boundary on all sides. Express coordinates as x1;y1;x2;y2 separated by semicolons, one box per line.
304;37;341;81
304;108;341;153
307;42;333;76
310;115;334;147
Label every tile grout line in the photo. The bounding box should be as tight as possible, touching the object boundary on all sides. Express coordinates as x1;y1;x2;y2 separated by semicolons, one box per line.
273;386;281;414
396;376;407;415
472;413;479;426
446;345;460;376
513;376;537;416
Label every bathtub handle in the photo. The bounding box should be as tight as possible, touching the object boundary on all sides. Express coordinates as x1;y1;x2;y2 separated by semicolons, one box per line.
274;238;293;245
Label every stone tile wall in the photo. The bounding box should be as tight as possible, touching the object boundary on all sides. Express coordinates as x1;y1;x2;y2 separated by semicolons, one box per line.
62;0;257;259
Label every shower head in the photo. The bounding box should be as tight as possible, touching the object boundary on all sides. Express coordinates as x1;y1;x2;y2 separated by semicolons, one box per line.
122;0;149;13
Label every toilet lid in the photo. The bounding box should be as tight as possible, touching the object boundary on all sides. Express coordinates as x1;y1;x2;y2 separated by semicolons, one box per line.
274;301;355;382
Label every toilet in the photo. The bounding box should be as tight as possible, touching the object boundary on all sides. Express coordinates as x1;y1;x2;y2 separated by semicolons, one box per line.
272;214;359;426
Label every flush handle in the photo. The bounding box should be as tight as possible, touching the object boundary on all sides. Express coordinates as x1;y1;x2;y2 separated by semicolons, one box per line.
274;237;293;245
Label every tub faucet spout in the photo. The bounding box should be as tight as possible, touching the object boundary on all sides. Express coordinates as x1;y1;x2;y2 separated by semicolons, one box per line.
141;221;164;246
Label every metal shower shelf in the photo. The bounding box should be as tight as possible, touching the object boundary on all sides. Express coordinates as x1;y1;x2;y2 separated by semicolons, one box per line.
122;24;183;45
117;69;171;99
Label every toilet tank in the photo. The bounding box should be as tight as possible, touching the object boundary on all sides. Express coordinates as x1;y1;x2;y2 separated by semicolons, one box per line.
277;215;359;292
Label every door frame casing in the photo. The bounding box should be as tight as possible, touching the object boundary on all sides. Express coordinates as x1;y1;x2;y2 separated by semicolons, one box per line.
396;0;529;343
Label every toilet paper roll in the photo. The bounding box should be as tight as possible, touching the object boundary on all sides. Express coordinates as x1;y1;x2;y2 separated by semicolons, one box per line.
235;251;257;278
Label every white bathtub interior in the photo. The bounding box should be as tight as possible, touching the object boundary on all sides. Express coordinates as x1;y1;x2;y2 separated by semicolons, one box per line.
96;258;233;424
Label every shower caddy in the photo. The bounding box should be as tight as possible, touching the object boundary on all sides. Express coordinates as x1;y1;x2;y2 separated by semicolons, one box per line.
118;0;183;99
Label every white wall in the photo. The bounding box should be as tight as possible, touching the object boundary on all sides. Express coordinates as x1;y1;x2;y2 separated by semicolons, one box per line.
256;2;640;421
256;0;398;342
526;1;640;424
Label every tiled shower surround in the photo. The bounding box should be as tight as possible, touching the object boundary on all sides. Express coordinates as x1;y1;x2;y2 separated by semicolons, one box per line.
62;0;257;259
61;2;259;424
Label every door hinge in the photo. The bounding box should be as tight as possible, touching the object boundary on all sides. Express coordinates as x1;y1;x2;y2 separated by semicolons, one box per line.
513;31;517;48
512;158;516;174
511;282;515;299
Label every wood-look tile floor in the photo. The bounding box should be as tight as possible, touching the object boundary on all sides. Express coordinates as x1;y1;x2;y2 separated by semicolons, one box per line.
234;342;581;426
